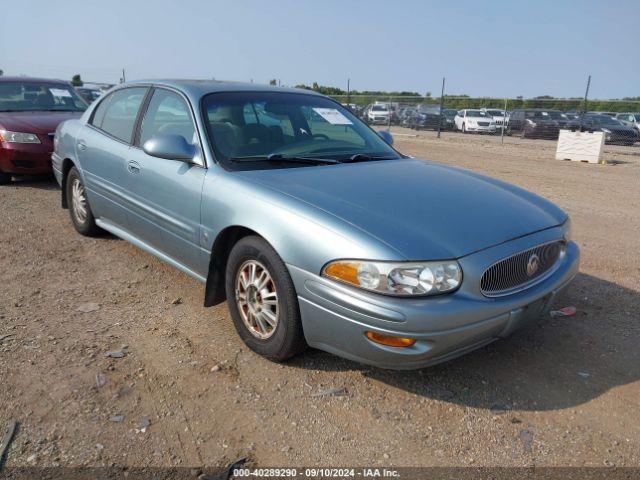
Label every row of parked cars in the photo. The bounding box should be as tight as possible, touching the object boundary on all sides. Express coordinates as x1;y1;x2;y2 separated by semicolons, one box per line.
354;102;640;145
2;76;639;187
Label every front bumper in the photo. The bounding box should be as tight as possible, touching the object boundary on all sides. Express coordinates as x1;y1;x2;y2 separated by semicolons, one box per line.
0;140;54;175
368;116;389;124
466;124;497;133
289;228;579;370
529;126;560;139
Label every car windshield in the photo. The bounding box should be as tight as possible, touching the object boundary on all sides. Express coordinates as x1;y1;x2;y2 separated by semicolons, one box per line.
78;89;102;101
467;110;490;118
371;105;388;112
526;111;554;119
485;110;503;116
0;81;87;112
418;105;440;114
202;92;400;166
590;115;622;126
545;111;564;119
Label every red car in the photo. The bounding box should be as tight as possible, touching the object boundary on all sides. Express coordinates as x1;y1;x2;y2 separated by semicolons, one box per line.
0;77;87;184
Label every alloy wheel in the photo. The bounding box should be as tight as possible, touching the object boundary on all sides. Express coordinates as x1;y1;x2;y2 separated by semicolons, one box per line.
235;260;279;339
71;178;88;224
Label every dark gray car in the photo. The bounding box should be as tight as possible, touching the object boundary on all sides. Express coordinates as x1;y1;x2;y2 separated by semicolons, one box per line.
582;114;639;145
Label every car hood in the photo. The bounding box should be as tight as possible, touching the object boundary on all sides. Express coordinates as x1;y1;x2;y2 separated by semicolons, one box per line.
237;158;566;259
604;124;636;132
0;111;83;134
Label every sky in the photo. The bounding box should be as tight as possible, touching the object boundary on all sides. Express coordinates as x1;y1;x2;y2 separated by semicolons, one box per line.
1;0;638;99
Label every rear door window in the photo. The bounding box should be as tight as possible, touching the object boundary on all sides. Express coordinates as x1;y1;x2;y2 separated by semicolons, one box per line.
91;87;148;143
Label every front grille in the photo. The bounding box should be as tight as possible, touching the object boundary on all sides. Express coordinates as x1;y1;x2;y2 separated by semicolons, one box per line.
480;241;565;297
477;121;490;127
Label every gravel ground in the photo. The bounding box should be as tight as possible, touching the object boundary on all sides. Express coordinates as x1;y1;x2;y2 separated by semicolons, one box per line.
1;130;639;470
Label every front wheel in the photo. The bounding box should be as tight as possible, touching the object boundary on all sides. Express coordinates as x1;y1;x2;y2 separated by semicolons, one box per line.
66;167;101;236
225;236;307;361
0;171;11;185
461;123;466;134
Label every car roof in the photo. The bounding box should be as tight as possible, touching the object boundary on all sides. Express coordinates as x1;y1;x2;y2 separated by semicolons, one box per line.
0;76;70;84
124;79;324;103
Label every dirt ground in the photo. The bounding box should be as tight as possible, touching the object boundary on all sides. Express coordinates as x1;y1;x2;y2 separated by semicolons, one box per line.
1;129;639;471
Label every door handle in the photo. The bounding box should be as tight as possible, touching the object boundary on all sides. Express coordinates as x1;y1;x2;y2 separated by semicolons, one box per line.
77;141;87;151
127;160;141;175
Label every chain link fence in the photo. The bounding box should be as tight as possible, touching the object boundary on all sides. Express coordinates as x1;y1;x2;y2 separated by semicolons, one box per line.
328;92;640;149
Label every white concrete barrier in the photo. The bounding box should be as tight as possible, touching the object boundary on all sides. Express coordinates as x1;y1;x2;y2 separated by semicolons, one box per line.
556;130;604;164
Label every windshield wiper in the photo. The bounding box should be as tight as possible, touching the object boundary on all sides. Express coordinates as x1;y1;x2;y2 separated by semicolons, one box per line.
229;154;340;164
342;154;398;163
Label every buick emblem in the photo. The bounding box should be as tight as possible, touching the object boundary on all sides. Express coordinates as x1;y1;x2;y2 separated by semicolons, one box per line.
526;254;540;277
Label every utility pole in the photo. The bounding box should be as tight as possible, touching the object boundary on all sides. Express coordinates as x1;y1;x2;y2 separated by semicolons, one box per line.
437;77;445;139
120;68;126;84
580;74;591;127
346;78;351;109
501;97;508;144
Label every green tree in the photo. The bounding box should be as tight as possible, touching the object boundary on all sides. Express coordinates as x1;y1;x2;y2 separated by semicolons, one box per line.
269;79;277;86
0;69;4;76
71;74;83;87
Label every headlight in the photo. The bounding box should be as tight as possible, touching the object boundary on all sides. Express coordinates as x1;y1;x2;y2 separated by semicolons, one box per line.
0;130;41;144
322;259;462;296
562;218;572;242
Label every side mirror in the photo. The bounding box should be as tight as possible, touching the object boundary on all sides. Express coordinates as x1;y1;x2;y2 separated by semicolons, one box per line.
142;134;197;161
377;130;394;146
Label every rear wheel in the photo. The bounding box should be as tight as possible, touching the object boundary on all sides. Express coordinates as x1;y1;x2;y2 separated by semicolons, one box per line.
66;167;101;236
225;236;307;361
0;172;11;185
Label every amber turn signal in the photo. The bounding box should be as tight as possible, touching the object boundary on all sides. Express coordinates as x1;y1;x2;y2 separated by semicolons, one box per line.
323;262;360;286
365;331;416;348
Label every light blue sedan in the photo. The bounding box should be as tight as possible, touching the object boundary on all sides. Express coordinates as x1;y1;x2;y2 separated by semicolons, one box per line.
52;80;579;369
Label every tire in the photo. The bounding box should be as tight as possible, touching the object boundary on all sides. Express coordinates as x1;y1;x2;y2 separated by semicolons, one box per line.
66;167;101;236
225;236;307;361
462;123;466;134
0;171;11;185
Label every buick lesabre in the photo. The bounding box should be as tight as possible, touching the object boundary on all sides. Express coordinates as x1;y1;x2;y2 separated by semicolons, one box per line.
52;80;579;369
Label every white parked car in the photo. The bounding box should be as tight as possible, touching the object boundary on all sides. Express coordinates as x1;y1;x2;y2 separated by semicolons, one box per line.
455;109;496;134
482;108;508;129
367;104;391;124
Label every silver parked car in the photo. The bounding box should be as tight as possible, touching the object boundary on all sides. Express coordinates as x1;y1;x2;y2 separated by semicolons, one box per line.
52;80;579;370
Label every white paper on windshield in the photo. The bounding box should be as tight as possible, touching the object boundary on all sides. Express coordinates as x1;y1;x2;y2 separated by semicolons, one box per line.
312;108;352;125
49;88;72;98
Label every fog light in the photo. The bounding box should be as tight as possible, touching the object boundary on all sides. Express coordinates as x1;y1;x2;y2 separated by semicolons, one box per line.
365;331;416;348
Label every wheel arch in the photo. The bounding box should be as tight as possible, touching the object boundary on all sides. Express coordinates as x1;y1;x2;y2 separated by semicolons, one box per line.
204;225;265;307
60;158;77;209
